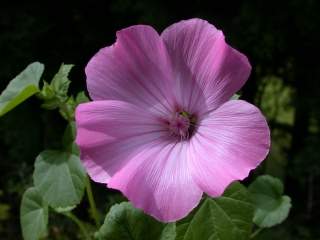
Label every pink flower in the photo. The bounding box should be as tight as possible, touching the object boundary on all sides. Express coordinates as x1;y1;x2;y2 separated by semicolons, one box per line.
75;18;270;222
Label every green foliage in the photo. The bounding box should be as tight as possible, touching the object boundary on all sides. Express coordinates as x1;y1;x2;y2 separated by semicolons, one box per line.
17;63;92;240
38;64;73;109
54;205;76;213
11;61;290;240
20;187;48;240
33;150;86;208
0;204;10;221
59;96;76;121
62;121;79;155
38;65;89;121
176;182;254;240
248;175;291;228
75;91;90;104
0;62;44;117
60;91;89;121
258;76;294;126
38;64;74;121
95;202;176;240
51;64;74;99
62;121;77;146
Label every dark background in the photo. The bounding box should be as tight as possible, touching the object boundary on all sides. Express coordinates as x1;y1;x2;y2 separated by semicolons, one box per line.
0;0;319;239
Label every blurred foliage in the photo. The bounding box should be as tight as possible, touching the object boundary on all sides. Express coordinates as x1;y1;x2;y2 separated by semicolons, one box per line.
0;0;319;239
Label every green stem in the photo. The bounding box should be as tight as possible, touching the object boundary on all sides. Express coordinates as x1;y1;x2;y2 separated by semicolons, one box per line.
59;101;74;122
63;212;91;240
86;176;100;227
250;227;264;239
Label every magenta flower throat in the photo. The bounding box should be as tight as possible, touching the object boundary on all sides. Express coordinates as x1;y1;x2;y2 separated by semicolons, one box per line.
75;18;270;222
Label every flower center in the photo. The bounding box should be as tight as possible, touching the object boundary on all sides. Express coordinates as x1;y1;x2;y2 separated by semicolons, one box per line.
168;111;197;140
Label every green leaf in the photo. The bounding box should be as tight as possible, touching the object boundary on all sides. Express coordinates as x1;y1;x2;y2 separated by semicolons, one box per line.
39;64;74;110
75;91;89;104
54;205;76;213
95;202;176;240
37;81;55;100
51;64;74;98
176;182;254;240
0;62;44;117
58;91;89;121
20;187;48;240
33;150;86;208
248;175;291;228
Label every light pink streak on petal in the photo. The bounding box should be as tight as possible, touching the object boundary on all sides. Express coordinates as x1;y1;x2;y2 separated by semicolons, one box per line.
108;142;203;222
189;100;270;197
85;25;176;115
75;100;169;184
162;18;251;112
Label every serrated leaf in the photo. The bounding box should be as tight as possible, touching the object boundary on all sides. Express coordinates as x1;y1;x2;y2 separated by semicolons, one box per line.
20;187;48;240
39;64;73;110
176;182;254;240
95;202;176;240
51;64;74;98
33;150;86;208
248;175;291;228
0;62;44;117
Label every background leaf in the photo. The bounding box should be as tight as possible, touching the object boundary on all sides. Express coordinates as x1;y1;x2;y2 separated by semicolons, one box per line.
33;150;86;208
20;187;48;240
0;62;44;117
95;202;176;240
248;175;292;228
176;182;254;240
0;203;10;221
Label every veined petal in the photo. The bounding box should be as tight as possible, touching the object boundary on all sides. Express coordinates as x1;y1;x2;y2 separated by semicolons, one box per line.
86;25;175;114
108;142;203;222
75;100;168;183
189;100;270;197
162;18;251;111
79;19;269;224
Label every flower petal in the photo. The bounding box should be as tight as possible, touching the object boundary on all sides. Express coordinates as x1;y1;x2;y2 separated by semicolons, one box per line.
189;100;270;197
108;142;203;222
162;18;251;111
85;25;175;114
75;100;168;183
